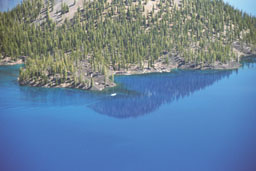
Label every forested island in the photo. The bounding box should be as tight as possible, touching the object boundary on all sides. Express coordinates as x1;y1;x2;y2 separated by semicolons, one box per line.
0;0;256;90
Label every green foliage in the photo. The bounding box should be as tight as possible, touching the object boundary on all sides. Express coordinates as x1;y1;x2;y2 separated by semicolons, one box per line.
1;0;256;85
61;3;69;14
50;0;55;12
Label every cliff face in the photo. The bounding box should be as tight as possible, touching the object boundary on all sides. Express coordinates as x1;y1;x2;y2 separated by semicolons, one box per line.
1;0;256;90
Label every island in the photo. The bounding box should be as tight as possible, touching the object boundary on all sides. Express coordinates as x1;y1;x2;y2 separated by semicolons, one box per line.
1;0;256;90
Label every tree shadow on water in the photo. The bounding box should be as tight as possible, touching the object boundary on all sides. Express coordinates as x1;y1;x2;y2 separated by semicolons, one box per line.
89;69;235;118
18;56;256;118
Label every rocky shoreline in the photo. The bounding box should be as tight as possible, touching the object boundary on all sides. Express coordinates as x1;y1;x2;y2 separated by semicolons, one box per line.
2;42;256;91
0;57;24;65
18;73;116;91
18;55;253;91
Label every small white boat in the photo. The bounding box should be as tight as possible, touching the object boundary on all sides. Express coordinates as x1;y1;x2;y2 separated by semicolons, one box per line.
111;93;117;96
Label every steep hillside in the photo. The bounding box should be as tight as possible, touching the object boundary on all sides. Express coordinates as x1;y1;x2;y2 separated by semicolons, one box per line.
1;0;256;90
34;0;84;25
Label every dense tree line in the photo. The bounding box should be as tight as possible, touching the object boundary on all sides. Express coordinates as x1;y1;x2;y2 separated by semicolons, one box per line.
0;0;256;85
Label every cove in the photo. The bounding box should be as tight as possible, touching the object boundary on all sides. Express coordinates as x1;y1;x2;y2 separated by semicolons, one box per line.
1;57;256;171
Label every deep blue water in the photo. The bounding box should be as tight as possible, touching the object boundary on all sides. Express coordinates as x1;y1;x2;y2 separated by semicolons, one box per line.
1;0;256;171
1;57;256;171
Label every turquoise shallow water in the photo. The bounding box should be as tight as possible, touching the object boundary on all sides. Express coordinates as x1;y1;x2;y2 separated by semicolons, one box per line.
0;57;256;171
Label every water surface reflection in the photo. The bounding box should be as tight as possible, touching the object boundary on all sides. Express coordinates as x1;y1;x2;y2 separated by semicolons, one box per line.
18;69;237;118
90;70;235;118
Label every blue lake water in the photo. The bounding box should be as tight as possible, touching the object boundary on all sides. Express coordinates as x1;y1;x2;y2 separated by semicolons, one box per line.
1;57;256;171
1;0;256;171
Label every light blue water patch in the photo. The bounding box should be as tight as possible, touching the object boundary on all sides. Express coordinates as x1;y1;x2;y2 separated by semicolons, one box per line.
0;57;256;171
0;0;22;12
224;0;256;16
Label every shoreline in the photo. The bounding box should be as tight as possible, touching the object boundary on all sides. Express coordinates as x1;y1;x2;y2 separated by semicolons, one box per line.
0;57;24;66
16;55;256;91
17;58;242;91
1;44;255;91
